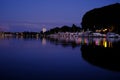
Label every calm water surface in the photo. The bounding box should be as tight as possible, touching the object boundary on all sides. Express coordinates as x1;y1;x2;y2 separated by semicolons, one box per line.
0;37;120;80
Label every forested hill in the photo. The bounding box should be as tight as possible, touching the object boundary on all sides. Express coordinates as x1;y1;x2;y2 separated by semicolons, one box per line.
81;3;120;33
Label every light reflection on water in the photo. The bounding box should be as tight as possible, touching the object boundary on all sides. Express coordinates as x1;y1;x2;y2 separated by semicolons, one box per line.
0;33;120;48
42;38;47;46
46;36;120;48
0;36;120;80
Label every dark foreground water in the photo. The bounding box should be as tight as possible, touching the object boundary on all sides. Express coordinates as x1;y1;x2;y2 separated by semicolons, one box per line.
0;37;120;80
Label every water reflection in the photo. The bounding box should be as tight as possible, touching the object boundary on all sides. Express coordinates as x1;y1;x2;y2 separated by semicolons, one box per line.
47;36;120;72
0;34;38;40
81;44;120;72
42;38;46;46
0;34;120;48
0;35;120;72
46;36;120;48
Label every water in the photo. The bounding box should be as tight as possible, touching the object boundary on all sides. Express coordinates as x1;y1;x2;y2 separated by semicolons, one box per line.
0;37;120;80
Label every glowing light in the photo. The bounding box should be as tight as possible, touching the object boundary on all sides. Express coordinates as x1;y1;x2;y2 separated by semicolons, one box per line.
103;41;107;48
104;29;107;31
42;27;47;33
95;40;100;46
103;29;107;32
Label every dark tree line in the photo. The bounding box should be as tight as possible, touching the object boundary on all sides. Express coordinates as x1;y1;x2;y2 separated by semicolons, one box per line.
43;24;82;35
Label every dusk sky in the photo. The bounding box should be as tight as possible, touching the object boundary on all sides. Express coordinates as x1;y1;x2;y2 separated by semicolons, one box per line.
0;0;119;32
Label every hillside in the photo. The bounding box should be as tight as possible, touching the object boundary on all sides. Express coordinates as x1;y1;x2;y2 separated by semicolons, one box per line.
81;3;120;33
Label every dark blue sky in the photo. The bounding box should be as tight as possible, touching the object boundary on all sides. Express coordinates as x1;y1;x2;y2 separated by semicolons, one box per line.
0;0;119;32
